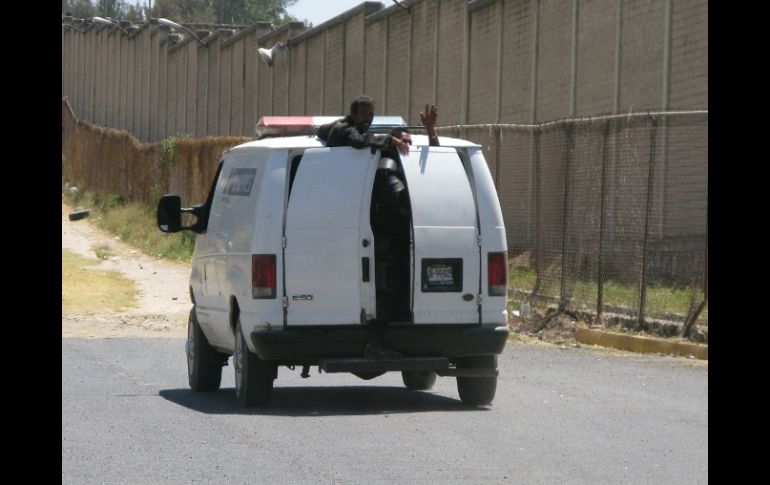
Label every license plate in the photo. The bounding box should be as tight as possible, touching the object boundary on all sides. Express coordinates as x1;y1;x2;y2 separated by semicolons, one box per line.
422;259;463;292
427;265;454;286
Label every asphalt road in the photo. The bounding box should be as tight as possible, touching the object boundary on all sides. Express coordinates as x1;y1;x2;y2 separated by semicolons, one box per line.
62;336;707;485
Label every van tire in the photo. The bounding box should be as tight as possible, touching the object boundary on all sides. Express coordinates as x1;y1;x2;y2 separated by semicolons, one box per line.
234;319;275;406
456;356;497;406
187;308;227;391
402;370;437;390
457;377;497;406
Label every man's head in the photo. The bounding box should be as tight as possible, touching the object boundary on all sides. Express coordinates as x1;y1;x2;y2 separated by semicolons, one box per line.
349;95;375;132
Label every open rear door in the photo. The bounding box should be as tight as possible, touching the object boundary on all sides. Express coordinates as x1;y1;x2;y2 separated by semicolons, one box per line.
284;147;378;326
402;147;481;324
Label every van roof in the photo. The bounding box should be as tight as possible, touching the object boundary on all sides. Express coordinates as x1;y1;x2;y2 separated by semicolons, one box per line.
228;134;482;152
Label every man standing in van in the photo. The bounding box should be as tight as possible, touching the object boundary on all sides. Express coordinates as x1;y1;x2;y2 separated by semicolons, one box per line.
317;95;411;155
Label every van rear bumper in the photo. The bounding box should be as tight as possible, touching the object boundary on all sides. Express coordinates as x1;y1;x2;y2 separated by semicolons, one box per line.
250;324;510;361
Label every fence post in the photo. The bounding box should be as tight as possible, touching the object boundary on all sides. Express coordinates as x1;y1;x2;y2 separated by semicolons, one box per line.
532;127;542;298
559;123;574;311
596;118;611;325
682;202;708;337
639;115;658;329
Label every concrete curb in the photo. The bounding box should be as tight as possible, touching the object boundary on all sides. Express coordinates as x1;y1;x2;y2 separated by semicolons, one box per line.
575;328;708;360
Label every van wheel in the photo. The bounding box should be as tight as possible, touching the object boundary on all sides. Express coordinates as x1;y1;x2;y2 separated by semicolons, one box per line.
456;356;497;406
234;319;275;406
186;308;227;391
402;370;437;390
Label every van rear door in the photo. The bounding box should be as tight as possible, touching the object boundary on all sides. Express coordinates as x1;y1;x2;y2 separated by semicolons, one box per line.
402;147;480;324
283;147;378;326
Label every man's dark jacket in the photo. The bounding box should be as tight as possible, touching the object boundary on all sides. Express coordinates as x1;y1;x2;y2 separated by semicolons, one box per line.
316;116;392;150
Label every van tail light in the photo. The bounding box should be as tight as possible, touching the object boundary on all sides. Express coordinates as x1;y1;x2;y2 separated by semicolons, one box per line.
488;252;508;296
252;254;276;299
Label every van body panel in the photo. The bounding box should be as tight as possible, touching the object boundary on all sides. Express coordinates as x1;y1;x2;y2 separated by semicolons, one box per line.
283;147;378;325
468;148;509;324
231;149;291;350
189;167;225;346
203;149;269;347
401;147;480;324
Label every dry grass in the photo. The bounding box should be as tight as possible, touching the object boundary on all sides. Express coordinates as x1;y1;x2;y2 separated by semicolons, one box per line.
62;249;138;314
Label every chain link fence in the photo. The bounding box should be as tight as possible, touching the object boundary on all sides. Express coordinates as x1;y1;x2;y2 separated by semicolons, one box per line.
63;98;707;336
437;111;707;336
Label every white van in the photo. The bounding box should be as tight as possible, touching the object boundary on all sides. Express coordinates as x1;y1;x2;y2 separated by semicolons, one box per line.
158;116;510;407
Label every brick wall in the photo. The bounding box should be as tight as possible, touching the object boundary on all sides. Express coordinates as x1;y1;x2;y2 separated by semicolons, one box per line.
575;0;616;115
324;24;345;115
304;32;325;114
364;17;386;105
219;37;232;135
407;0;437;124
385;9;410;117
500;0;535;123
536;0;572;122
669;0;707;109
435;0;464;123
205;35;221;135
619;0;665;111
468;2;499;124
344;13;366;108
288;40;306;115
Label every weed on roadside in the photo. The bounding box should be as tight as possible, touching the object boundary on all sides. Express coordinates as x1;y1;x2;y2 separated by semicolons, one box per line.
92;244;115;260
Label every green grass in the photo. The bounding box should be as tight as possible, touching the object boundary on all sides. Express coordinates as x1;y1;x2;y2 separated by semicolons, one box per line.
509;267;536;293
64;190;196;262
508;267;708;324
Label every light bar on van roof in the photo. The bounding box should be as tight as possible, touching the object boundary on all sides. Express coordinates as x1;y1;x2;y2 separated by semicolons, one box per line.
255;116;407;139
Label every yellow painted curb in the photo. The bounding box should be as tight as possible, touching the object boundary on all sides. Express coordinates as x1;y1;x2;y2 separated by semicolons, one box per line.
575;328;708;360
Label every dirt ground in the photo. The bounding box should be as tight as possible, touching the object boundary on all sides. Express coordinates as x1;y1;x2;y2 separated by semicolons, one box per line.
62;202;191;338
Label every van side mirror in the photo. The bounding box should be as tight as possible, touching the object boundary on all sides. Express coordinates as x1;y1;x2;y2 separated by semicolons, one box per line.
157;195;183;233
158;194;209;234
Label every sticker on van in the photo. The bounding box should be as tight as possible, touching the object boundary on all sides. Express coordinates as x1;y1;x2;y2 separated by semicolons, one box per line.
224;168;257;196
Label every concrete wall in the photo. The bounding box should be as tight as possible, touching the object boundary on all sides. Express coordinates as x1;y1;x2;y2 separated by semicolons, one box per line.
435;0;465;123
669;0;707;108
62;0;708;141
